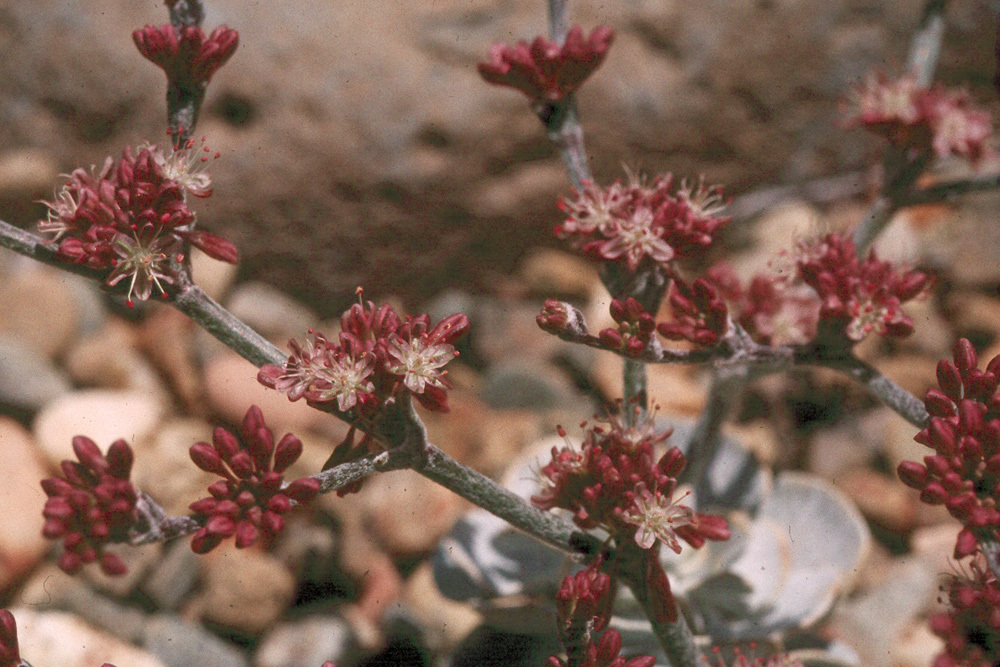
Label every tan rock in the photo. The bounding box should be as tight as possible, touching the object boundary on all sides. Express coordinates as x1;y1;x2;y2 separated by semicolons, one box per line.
891;620;944;667
517;248;601;301
10;607;165;667
194;544;296;635
64;320;166;395
137;308;203;413
190;248;239;302
836;468;916;532
400;562;481;653
33;389;165;467
0;268;80;359
0;419;50;589
362;471;466;557
133;418;217;515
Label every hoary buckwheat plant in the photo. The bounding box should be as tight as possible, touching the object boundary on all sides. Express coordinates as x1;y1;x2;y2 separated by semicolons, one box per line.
0;0;999;666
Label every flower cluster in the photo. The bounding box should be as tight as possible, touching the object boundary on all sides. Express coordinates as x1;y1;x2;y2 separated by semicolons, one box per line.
545;628;656;667
795;233;929;342
133;24;239;88
846;72;991;161
929;562;1000;667
703;645;805;667
41;438;137;575
259;297;470;417
533;413;729;620
897;339;1000;557
556;175;729;272
478;25;614;103
732;273;821;348
658;278;729;347
39;145;238;305
188;406;321;554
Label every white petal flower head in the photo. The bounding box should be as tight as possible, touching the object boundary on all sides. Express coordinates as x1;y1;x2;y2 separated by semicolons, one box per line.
148;140;215;198
623;483;695;553
387;335;457;394
315;353;376;412
106;232;176;306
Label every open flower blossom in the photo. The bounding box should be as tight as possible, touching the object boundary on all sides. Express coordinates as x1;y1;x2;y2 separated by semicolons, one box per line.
621;482;695;552
41;437;137;575
133;24;239;87
38;145;238;305
147;136;218;199
556;173;729;272
259;295;470;417
188;406;320;554
478;25;614;103
846;71;991;161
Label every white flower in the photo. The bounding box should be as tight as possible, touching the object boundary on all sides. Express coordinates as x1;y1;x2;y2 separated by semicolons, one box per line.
106;232;176;305
148;141;214;198
622;483;695;553
387;335;457;393
314;353;375;411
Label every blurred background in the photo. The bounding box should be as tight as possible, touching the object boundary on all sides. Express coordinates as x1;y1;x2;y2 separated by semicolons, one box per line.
1;1;1000;666
0;0;996;313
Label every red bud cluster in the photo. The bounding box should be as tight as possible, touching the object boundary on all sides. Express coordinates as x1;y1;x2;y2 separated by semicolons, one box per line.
657;278;729;346
556;175;729;272
478;25;614;103
0;610;20;667
599;298;657;354
133;24;239;88
41;437;137;575
259;298;470;417
897;340;1000;557
188;406;320;554
39;145;237;306
555;559;616;637
545;627;656;667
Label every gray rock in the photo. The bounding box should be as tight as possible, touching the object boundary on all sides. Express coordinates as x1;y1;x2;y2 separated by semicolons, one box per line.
141;540;201;611
143;614;250;667
0;335;71;412
479;361;570;411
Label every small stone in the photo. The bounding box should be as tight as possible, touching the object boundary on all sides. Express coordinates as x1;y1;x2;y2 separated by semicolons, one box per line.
594;354;707;417
81;543;162;599
12;607;165;667
835;468;917;532
254;616;357;667
0;335;71;413
891;621;944;667
194;545;297;635
0;418;50;589
137;308;203;413
517;248;600;300
64;321;165;395
0;267;81;358
474;410;540;477
204;351;343;436
142;614;249;667
400;561;481;654
910;523;962;575
141;539;201;611
0;149;60;223
479;360;573;411
58;578;148;643
225;281;319;345
33;389;165;467
806;411;885;480
362;472;466;557
191;247;239;301
731;201;819;281
133;418;216;515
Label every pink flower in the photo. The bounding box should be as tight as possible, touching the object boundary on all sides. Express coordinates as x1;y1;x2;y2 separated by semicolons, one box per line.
928;562;1000;667
133;24;239;87
621;482;695;552
41;437;137;575
478;25;614;102
557;174;729;272
188;406;320;554
846;71;992;161
386;334;458;394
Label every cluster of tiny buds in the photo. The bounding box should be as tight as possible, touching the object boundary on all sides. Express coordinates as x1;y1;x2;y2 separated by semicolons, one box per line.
133;23;239;88
658;278;729;347
599;297;657;354
846;71;992;161
897;339;1000;559
478;25;614;105
188;406;320;554
41;437;137;576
